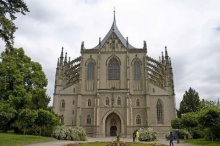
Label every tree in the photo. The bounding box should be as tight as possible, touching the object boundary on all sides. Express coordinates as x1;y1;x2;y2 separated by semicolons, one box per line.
171;118;183;129
200;99;220;109
179;87;200;116
0;47;49;131
0;47;48;109
0;0;29;47
181;113;198;128
35;109;59;136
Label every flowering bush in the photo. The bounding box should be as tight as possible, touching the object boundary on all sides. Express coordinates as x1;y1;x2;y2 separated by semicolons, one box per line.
138;127;157;141
52;125;87;141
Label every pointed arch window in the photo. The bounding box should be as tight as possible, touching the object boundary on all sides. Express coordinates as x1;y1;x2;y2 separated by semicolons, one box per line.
60;99;65;109
157;99;163;124
136;99;140;107
88;99;91;107
136;115;141;124
108;57;120;80
117;97;121;105
134;60;141;80
106;97;110;105
86;115;91;124
87;62;95;80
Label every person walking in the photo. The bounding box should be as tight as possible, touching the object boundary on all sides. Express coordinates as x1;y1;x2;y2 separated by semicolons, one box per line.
175;129;180;144
170;132;174;146
136;130;139;142
132;130;136;142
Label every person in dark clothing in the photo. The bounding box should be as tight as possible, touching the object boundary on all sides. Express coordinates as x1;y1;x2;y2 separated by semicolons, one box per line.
132;130;136;142
175;129;180;143
170;132;174;146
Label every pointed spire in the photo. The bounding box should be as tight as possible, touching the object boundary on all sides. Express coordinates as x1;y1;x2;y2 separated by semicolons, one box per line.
64;52;67;64
143;40;147;53
60;47;64;66
143;40;146;48
112;7;116;31
169;57;172;66
162;51;165;63
81;41;84;50
165;46;169;65
113;7;116;24
60;47;64;58
99;37;101;46
165;46;168;57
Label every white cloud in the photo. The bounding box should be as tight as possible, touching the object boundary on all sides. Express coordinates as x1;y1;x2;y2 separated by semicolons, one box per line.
1;0;220;108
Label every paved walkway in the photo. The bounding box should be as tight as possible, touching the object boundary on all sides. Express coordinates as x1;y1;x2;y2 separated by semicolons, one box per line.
26;137;197;146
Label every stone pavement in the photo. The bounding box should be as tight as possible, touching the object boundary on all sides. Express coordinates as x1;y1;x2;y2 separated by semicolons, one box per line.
26;137;197;146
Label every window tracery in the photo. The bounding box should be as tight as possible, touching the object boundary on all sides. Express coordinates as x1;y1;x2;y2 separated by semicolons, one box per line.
157;99;163;124
108;57;120;80
134;60;141;80
87;62;94;80
86;115;91;124
136;115;141;124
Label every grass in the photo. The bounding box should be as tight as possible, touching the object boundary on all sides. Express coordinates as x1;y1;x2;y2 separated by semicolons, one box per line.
0;132;56;146
185;139;220;146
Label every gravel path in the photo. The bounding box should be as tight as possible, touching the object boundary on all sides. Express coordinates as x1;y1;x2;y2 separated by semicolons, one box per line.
26;137;197;146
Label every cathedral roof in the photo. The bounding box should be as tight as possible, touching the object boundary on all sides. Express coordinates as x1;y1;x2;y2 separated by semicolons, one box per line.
91;11;136;49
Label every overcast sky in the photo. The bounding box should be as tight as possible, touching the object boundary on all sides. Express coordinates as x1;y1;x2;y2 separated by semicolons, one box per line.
1;0;220;108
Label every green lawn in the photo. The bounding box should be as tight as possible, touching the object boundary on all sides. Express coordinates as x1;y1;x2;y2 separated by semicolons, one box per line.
0;132;56;146
185;139;220;146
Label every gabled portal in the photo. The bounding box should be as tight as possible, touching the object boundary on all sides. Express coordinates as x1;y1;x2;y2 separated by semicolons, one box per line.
105;112;121;136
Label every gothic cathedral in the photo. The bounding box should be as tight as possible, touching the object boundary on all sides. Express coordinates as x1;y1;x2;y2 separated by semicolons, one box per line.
53;13;176;137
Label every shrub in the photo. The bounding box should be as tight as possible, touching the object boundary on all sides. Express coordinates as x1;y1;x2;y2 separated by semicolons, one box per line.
179;129;190;139
203;128;220;141
138;127;157;141
52;125;87;141
190;127;204;139
165;129;190;140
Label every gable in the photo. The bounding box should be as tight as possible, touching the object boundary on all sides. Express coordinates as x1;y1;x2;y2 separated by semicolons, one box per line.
100;33;127;52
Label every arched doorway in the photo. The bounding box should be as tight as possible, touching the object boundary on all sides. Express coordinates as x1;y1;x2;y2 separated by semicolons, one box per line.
105;112;121;136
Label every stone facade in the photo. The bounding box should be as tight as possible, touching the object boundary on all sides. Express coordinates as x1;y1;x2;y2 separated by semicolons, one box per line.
53;14;176;137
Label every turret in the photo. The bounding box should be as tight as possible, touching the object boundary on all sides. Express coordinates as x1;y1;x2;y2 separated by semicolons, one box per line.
161;51;165;64
143;40;147;53
99;37;101;48
81;41;84;50
165;46;169;65
64;52;67;65
55;58;60;77
126;37;129;48
60;47;64;66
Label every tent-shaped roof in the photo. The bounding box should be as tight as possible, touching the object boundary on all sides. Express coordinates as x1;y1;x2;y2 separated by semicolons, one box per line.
91;12;136;49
